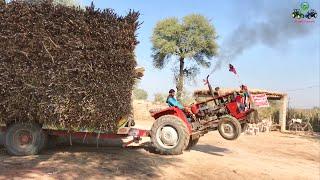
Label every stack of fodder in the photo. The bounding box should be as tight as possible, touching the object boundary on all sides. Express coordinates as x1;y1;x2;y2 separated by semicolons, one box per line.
0;1;140;132
0;0;5;6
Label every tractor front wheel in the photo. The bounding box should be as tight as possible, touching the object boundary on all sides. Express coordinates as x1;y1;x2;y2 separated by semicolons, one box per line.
218;115;242;140
151;115;190;155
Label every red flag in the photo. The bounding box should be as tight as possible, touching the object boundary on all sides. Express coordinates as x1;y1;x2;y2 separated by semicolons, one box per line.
229;64;237;74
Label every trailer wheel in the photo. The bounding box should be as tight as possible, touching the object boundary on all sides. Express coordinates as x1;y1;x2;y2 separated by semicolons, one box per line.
5;122;44;156
151;115;190;155
185;137;199;150
218;115;241;140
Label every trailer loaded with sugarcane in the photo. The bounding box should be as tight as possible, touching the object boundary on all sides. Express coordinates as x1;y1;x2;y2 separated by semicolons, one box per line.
0;1;255;156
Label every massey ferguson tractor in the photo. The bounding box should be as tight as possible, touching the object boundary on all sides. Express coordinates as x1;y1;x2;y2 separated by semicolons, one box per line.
149;75;255;155
0;74;255;156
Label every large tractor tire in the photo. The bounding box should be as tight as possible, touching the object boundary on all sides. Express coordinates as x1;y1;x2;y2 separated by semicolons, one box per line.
218;115;242;140
185;137;199;150
5;122;45;156
150;115;190;155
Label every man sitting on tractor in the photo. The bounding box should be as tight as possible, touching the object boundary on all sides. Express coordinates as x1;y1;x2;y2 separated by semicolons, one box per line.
166;89;184;110
213;86;225;105
235;92;245;112
235;85;251;112
166;89;193;122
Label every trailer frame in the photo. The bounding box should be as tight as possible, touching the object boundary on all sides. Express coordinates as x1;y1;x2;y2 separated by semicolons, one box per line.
0;125;150;154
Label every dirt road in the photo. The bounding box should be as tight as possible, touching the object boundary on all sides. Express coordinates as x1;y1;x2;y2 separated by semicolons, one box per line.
0;101;319;179
1;130;319;179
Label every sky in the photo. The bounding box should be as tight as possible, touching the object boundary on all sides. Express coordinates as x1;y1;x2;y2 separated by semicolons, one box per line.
80;0;320;108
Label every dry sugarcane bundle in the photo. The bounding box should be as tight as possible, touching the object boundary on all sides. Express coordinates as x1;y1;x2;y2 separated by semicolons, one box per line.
0;0;140;132
0;0;5;6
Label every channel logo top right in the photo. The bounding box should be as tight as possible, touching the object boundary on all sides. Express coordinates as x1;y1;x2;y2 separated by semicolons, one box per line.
292;2;317;23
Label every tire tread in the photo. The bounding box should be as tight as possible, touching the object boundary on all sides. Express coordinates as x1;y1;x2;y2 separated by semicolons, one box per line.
218;115;241;140
150;115;190;155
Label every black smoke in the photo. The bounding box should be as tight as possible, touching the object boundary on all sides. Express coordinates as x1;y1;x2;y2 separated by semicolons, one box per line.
211;1;319;73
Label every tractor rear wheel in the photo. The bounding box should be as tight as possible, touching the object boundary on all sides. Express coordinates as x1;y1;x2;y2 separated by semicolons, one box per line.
218;115;241;140
5;122;45;156
151;115;190;155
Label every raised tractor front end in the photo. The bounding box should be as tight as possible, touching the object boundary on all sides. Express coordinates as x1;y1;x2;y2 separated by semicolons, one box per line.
149;75;255;155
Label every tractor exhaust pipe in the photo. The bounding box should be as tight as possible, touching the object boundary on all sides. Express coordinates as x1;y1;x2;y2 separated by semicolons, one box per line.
205;75;215;97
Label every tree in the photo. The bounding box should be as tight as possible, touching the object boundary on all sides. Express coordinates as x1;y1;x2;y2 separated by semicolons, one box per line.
180;91;195;105
151;14;218;100
154;93;166;103
133;88;148;100
132;79;148;100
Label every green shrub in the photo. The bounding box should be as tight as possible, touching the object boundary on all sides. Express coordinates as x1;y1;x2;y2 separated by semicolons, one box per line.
154;93;166;103
133;89;148;100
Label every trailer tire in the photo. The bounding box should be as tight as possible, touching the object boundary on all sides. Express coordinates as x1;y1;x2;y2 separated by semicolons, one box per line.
185;137;199;150
5;122;44;156
151;115;190;155
218;115;241;140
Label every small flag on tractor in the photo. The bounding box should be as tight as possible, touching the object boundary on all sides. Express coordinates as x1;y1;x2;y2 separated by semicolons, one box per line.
229;64;237;75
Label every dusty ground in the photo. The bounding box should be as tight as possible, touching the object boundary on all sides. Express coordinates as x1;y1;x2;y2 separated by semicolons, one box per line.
0;100;319;180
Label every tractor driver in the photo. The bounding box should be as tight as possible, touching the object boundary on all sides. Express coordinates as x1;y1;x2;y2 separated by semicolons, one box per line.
166;89;185;110
166;89;193;122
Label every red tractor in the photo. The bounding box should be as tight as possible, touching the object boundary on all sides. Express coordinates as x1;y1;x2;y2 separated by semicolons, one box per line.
0;74;255;156
149;75;255;155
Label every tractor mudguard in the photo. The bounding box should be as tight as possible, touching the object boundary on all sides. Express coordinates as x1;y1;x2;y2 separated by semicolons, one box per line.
151;107;192;133
226;102;255;120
